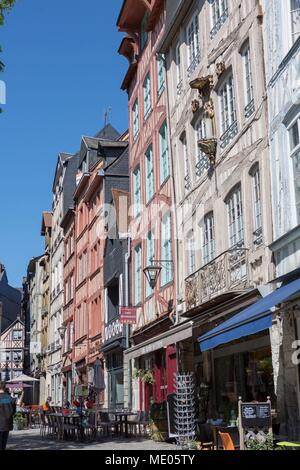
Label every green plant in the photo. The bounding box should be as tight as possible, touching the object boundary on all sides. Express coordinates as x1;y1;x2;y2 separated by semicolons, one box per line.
246;433;274;451
141;369;155;384
14;413;26;430
132;368;141;380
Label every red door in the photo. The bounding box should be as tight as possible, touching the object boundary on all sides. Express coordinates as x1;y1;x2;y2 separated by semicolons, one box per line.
166;345;177;395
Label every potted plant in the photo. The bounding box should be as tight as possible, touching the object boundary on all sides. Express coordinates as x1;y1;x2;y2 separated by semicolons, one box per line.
14;413;27;431
149;401;168;442
246;433;274;450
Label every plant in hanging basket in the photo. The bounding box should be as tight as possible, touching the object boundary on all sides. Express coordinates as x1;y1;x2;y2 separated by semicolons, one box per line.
141;369;155;384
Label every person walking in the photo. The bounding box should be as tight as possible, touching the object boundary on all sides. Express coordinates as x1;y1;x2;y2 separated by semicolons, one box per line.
0;381;16;451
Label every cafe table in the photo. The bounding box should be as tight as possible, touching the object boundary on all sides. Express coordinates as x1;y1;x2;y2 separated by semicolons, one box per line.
110;411;138;438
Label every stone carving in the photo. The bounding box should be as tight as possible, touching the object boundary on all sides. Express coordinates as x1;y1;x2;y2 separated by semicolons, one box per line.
192;99;200;113
198;138;218;166
216;62;226;77
204;98;215;118
189;75;214;95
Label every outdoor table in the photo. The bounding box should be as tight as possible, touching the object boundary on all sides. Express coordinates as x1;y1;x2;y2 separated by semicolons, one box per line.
111;411;138;438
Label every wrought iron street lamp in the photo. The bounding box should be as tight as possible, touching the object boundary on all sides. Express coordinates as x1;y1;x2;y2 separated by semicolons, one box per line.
57;325;67;339
143;260;173;290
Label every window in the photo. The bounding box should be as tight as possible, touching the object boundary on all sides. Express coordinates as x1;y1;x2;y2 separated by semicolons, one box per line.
146;231;155;297
157;55;165;96
159;121;170;184
210;0;229;38
250;165;263;245
133;166;141;217
135;244;142;305
241;42;254;118
203;213;216;265
195;117;210;177
133;100;139;140
13;351;22;362
288;116;300;222
187;232;196;275
143;73;151;119
181;133;191;193
140;12;149;51
219;73;238;148
12;330;22;340
70;274;74;300
161;213;173;286
187;14;200;77
226;186;244;248
77;305;82;339
145;145;154;203
175;42;183;96
291;0;300;44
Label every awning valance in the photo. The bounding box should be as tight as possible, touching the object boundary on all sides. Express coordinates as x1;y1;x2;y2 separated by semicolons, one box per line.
198;277;300;352
124;321;194;361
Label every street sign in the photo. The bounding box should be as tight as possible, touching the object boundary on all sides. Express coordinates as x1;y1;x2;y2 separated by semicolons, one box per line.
120;307;137;325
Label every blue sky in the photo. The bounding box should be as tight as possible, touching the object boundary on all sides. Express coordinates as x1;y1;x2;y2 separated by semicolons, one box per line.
0;0;128;287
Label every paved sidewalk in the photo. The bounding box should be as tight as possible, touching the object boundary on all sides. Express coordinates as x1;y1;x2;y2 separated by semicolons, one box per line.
6;428;176;450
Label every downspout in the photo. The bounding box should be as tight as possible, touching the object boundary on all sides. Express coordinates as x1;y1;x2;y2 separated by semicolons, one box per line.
124;235;132;408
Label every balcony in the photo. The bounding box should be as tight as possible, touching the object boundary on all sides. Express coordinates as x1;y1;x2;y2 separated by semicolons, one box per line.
185;247;252;311
187;50;201;78
210;9;229;39
220;121;238;149
245;99;255;119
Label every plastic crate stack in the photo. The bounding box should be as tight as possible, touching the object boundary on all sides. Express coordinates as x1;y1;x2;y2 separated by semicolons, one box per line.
175;372;196;449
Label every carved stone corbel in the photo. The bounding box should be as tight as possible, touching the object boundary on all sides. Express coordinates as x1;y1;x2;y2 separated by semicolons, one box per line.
189;75;214;96
198;138;218;166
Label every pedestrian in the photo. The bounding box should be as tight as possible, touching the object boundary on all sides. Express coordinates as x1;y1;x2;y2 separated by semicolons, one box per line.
40;396;52;418
0;381;16;451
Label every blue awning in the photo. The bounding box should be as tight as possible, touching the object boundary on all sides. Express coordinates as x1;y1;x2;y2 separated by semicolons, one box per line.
198;277;300;352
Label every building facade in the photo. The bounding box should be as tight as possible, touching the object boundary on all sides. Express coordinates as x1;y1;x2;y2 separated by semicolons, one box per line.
263;0;300;439
0;318;24;383
118;0;180;412
159;0;276;423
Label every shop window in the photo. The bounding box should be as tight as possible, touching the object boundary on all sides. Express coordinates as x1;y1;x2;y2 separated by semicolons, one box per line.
214;346;275;423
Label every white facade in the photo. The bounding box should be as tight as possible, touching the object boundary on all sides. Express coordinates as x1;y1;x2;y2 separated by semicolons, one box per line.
47;161;65;405
262;0;300;439
163;0;273;314
263;0;300;277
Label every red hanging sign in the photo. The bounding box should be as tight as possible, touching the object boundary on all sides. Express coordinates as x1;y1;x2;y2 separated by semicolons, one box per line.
120;307;137;325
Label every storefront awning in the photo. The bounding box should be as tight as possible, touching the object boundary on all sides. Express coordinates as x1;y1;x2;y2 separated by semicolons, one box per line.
198;277;300;352
124;321;194;361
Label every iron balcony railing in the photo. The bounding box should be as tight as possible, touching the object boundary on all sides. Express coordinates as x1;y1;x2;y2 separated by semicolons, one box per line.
220;120;238;149
177;79;183;97
185;246;251;311
187;50;201;78
210;9;229;39
245;99;255;119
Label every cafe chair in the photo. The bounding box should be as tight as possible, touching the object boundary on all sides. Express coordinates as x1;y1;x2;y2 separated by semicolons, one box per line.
218;431;236;450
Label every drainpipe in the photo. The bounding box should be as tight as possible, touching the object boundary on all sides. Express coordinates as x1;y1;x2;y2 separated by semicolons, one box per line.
159;52;182;375
124;235;132;408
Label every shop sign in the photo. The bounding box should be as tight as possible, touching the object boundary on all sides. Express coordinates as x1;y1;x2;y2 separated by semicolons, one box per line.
241;402;272;428
104;319;123;342
238;398;272;450
120;307;137;325
141;340;163;356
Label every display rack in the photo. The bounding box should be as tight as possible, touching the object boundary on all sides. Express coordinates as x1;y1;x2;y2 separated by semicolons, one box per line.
174;372;196;449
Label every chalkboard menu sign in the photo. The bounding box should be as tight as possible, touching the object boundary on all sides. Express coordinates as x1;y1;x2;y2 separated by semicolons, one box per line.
241;402;271;428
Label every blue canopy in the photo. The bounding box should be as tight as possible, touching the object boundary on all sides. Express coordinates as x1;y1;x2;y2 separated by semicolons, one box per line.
198;277;300;352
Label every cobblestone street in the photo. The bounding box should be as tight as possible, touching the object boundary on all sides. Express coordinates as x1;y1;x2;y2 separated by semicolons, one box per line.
6;429;176;451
